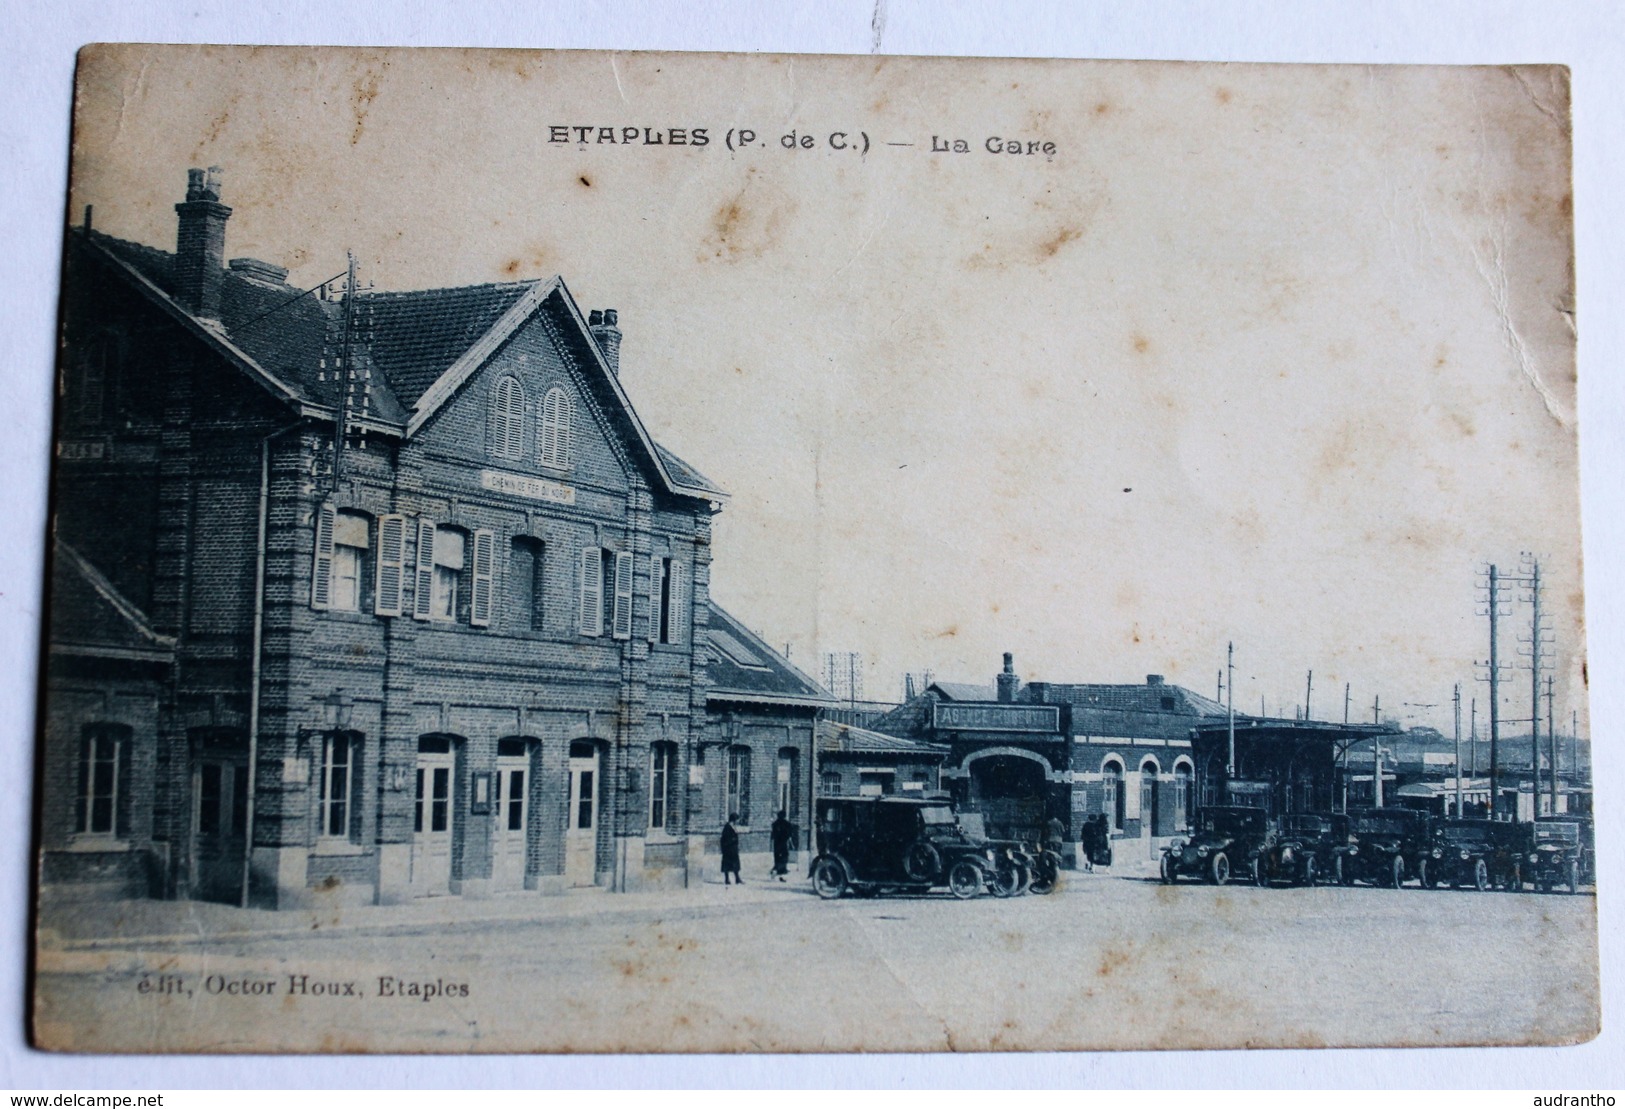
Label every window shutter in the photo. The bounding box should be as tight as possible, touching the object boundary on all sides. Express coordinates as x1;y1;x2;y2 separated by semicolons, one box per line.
413;518;437;620
612;551;634;640
578;547;603;636
310;503;336;610
648;554;664;642
470;529;495;627
667;559;685;645
374;514;406;616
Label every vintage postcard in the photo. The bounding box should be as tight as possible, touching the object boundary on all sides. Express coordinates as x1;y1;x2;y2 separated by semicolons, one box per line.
34;45;1592;1052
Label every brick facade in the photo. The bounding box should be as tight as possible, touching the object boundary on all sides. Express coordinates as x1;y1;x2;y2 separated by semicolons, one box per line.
41;168;820;908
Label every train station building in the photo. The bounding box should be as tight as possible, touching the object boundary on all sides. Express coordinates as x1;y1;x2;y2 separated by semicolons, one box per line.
40;167;828;908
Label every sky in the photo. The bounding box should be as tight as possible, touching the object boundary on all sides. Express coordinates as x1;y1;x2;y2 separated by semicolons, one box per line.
68;47;1585;735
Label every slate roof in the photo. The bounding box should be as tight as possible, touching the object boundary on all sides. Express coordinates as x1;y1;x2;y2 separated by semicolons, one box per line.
363;282;533;407
705;603;834;707
49;542;175;660
817;720;948;759
1025;681;1231;717
81;229;720;499
928;681;997;702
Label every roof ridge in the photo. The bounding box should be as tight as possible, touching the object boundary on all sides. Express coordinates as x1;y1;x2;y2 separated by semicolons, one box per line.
360;278;543;300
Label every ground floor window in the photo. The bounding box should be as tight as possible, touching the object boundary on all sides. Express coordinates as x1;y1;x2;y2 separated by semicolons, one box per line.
1103;762;1125;831
319;732;360;840
726;746;751;824
649;742;677;831
76;724;128;837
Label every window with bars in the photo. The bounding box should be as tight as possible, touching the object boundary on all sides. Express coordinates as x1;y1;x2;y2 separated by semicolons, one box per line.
490;376;525;461
540;387;573;469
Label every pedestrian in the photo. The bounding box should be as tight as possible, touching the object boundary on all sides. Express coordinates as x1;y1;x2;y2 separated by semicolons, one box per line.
770;809;797;881
720;813;742;885
1044;814;1065;852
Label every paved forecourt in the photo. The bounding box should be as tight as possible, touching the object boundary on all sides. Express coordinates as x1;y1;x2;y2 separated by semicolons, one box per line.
34;870;1598;1053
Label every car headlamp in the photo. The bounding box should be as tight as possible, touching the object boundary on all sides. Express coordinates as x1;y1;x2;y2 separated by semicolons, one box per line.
1528;853;1539;864
1459;849;1470;860
1432;847;1442;859
1196;846;1210;858
1169;844;1183;857
1348;846;1358;855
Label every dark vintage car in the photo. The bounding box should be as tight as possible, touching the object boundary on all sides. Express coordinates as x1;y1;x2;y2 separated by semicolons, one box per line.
1160;806;1276;886
809;796;997;899
1523;816;1594;893
1433;819;1511;891
1258;812;1357;886
1344;807;1439;888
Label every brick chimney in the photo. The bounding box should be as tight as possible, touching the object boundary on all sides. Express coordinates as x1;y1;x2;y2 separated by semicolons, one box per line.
996;652;1018;703
588;308;622;375
1146;674;1164;686
174;167;231;319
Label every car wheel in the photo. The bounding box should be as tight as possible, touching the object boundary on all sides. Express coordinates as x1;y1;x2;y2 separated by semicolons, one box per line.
947;860;983;899
902;840;943;884
1568;861;1580;894
1252;856;1267;887
1301;857;1317;887
992;861;1022;898
811;857;848;900
1160;854;1177;885
1390;855;1406;889
1209;852;1230;886
1473;858;1490;891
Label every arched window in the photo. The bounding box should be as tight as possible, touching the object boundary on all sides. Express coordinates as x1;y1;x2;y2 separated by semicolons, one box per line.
540;387;574;469
490;376;525;461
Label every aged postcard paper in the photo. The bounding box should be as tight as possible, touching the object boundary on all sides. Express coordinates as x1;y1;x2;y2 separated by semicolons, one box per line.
35;45;1592;1053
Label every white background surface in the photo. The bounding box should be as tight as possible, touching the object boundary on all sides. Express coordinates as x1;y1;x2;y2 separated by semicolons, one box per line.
2;0;1620;1089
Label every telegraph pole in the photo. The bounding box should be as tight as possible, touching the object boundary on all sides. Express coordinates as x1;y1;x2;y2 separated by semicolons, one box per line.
1488;564;1503;819
1453;683;1463;817
1527;557;1543;815
1470;698;1478;777
1546;675;1558;815
1304;670;1313;721
1226;642;1236;781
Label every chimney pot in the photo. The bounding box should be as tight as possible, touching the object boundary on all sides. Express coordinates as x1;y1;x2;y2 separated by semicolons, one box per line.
589;306;623;376
1147;674;1165;686
175;166;232;318
996;652;1018;703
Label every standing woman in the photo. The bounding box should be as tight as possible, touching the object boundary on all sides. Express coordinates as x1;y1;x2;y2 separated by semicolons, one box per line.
721;814;743;885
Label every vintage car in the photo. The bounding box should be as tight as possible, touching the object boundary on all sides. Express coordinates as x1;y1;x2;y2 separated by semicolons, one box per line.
1160;806;1276;886
1258;812;1357;886
1433;819;1510;891
1344;807;1439;888
809;796;998;899
1523;816;1594;894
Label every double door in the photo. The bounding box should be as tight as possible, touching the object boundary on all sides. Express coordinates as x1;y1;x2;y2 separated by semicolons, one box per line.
565;741;599;887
